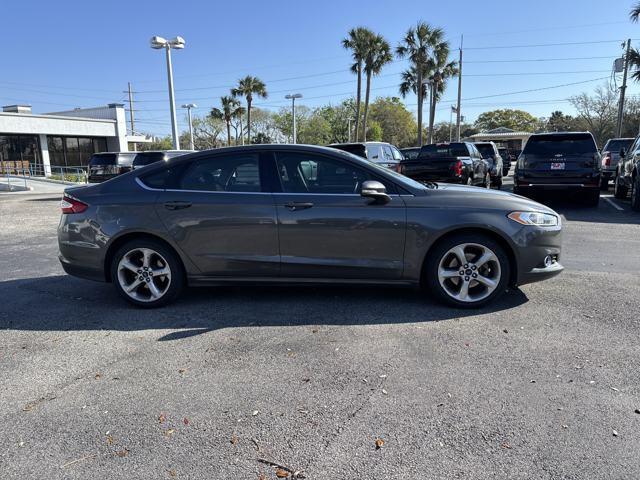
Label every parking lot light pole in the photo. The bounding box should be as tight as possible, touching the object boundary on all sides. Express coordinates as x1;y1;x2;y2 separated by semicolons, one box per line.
150;36;185;150
181;103;197;150
285;93;303;144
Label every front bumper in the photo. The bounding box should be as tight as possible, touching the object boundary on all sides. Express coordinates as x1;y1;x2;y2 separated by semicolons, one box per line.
517;260;564;286
512;220;564;286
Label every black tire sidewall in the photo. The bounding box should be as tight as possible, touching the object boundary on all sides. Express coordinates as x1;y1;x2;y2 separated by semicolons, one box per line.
110;239;184;308
425;233;510;308
632;176;640;211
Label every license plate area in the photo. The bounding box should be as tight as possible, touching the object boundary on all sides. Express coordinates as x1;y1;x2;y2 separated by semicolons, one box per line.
550;162;565;170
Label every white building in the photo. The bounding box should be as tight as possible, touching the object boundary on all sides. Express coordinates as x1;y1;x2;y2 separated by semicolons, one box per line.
0;103;148;176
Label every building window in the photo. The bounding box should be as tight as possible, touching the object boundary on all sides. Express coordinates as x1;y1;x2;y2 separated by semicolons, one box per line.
0;134;42;175
46;136;109;168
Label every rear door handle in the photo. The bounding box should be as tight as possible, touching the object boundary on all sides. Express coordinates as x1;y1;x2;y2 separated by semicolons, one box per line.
164;201;192;210
285;202;314;211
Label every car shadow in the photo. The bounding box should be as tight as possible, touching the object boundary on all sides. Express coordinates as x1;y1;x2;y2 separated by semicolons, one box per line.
0;275;529;341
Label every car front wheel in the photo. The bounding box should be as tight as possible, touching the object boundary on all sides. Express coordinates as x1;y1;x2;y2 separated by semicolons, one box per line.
110;239;184;308
425;234;510;308
614;175;628;199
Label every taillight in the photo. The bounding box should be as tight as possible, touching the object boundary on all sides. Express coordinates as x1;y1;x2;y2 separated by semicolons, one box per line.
451;160;463;176
61;195;88;214
602;152;611;167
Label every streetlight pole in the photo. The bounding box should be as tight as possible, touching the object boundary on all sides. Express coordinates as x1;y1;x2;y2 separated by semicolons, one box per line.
181;103;197;150
151;36;185;150
347;118;354;142
285;93;302;144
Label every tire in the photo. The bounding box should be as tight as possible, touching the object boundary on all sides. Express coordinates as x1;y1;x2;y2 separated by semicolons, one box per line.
600;177;609;190
584;189;600;207
482;172;491;189
614;175;628;199
466;175;473;186
492;176;503;189
110;238;185;308
425;233;510;309
631;175;640;212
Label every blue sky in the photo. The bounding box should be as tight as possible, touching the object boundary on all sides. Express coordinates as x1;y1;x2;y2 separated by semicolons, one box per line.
3;0;640;136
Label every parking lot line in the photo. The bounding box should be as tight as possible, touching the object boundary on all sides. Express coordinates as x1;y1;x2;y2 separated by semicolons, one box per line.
601;196;625;212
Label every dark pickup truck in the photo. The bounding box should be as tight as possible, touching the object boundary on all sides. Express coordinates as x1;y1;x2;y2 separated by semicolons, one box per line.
398;142;490;187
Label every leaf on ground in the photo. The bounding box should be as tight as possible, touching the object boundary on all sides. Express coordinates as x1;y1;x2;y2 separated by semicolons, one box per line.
230;435;238;445
168;468;177;477
375;438;384;449
158;413;166;424
382;389;388;395
106;434;114;445
501;442;512;449
178;369;187;374
275;468;289;478
164;429;175;438
252;410;260;416
311;329;318;333
115;448;129;457
183;417;189;425
94;373;102;380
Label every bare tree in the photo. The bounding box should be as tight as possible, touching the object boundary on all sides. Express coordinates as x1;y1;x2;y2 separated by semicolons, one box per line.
569;84;617;146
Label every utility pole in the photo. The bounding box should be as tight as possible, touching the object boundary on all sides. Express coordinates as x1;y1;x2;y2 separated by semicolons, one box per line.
616;39;631;138
181;104;197;150
455;35;463;142
285;93;303;144
127;82;136;151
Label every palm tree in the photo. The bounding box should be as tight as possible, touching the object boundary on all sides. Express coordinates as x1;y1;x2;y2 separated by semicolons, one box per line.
631;2;640;21
362;34;393;141
231;76;267;144
342;27;373;142
210;96;241;146
628;4;640;82
425;41;458;144
396;22;446;146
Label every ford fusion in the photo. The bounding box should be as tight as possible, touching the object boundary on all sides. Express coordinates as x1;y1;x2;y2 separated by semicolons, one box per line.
58;145;563;308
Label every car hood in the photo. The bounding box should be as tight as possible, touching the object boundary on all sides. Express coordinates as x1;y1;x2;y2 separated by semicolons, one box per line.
417;184;558;215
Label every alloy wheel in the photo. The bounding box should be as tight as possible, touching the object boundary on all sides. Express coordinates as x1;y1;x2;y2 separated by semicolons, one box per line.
117;248;172;302
437;243;501;303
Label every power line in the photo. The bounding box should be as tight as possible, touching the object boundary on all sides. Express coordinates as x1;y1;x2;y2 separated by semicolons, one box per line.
464;39;637;50
465;55;615;64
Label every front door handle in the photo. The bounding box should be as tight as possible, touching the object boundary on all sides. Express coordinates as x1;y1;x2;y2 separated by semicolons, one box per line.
285;202;314;211
164;201;192;211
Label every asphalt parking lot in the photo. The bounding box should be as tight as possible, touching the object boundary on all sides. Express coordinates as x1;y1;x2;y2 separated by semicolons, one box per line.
1;178;640;479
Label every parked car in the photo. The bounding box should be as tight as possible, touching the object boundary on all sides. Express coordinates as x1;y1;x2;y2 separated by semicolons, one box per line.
88;150;191;183
58;144;563;309
400;147;421;161
613;136;640;210
474;142;504;188
328;142;404;170
398;142;491;187
514;132;601;206
600;138;633;190
87;152;137;183
497;147;513;176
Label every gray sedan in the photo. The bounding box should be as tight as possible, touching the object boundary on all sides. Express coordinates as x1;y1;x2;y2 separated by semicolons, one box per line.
58;145;563;308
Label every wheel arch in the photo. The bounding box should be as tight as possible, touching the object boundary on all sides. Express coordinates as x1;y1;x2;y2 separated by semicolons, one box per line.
103;232;189;283
420;227;518;287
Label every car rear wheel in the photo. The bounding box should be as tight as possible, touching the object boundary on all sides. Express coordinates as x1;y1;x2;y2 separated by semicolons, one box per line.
425;234;510;308
631;175;640;212
111;239;184;308
483;172;491;189
614;175;628;199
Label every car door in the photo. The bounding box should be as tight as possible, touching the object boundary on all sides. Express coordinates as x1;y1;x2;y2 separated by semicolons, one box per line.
271;150;407;280
470;145;486;184
153;151;280;277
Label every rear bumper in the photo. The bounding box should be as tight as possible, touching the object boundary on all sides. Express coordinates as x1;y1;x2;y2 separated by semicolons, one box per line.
59;254;106;282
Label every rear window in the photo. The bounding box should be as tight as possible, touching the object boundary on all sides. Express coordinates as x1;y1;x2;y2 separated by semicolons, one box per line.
401;149;420;160
524;134;597;155
603;139;633;152
419;144;469;159
133;152;166;167
330;144;367;159
89;153;117;166
475;144;496;159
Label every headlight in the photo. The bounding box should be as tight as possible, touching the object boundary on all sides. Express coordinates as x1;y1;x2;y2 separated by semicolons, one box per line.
508;211;559;227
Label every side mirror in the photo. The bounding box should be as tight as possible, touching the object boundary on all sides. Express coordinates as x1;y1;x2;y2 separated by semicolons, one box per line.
361;180;391;204
620;148;626;158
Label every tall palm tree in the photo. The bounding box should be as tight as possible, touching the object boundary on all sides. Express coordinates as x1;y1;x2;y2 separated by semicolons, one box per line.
631;2;640;21
425;41;458;144
396;22;446;146
231;76;267;144
210;96;241;146
362;34;393;141
342;27;373;142
628;4;640;82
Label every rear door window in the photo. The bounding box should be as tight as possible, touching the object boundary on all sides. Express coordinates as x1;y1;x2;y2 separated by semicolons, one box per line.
475;144;495;159
179;153;261;192
133;152;166;167
419;144;469;159
524;135;597;155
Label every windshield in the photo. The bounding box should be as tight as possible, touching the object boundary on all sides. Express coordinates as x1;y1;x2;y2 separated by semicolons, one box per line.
133;152;166;166
419;144;468;158
524;134;597;155
89;154;117;166
475;144;495;159
329;144;367;159
604;139;633;152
